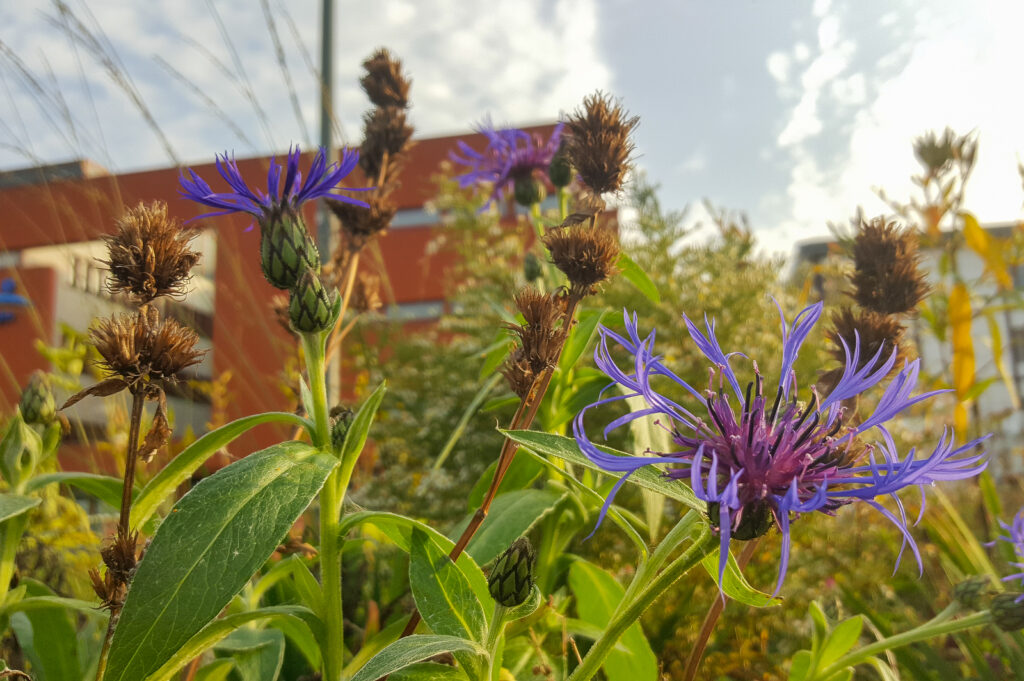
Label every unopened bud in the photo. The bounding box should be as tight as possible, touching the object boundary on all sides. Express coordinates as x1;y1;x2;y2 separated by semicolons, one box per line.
514;176;544;208
953;576;990;610
488;538;536;607
992;593;1024;631
523;253;542;282
19;372;56;425
289;269;336;333
330;407;353;451
260;212;320;290
548;151;572;188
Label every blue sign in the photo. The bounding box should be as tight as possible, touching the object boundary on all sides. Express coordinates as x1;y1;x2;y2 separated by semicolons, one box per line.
0;277;30;324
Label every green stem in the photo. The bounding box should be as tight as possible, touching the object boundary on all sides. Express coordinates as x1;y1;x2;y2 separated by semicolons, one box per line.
530;202;544;240
557;187;569;222
484;605;508;681
815;610;992;680
303;331;344;681
566;527;715;681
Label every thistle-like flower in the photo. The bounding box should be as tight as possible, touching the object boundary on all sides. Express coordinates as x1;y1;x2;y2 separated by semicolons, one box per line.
179;146;368;220
450;121;564;208
542;223;620;297
994;508;1024;601
574;302;988;593
850;219;929;316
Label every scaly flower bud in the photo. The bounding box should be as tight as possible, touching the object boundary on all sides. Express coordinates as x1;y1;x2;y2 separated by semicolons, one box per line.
548;144;573;188
289;269;336;333
19;371;56;425
330;407;354;451
953;576;990;610
489;538;536;607
260;211;321;290
992;592;1024;631
850;219;929;316
523;252;543;282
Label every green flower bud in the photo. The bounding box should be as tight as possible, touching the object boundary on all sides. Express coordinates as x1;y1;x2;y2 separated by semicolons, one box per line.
548;152;572;188
330;407;353;452
953;576;990;610
708;500;773;541
488;538;536;607
513;176;545;208
992;593;1024;631
19;372;55;425
289;269;336;333
523;252;542;282
260;212;320;290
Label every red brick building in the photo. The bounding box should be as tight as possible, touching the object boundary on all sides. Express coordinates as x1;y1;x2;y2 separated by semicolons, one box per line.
0;125;557;466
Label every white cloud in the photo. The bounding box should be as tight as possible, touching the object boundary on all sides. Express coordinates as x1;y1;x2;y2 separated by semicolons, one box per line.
767;0;1024;253
0;0;611;172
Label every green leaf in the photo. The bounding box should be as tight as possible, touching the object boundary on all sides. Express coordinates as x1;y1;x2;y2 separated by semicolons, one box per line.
568;560;657;681
449;489;563;565
105;442;335;681
409;529;487;644
502;430;703;512
818;616;863;669
193;659;235;681
0;594;106;619
391;662;469;681
821;669;853;681
616;252;660;304
143;606;318;681
467;455;544;510
299;376;315;422
0;494;40;524
339;511;491;616
700;550;780;607
215;628;285;681
8;580;79;681
788;650;812;681
560;308;606;372
342;615;412;679
349;635;487;681
341;381;387;464
130;411;309;531
25;472;126;510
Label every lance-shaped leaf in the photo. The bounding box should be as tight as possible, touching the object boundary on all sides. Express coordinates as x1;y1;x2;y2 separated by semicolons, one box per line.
349;635;487;681
104;441;335;681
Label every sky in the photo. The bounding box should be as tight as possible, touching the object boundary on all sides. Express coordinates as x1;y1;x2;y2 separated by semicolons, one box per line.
1;0;1022;255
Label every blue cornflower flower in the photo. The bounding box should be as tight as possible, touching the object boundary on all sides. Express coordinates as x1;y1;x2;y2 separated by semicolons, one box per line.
179;145;369;222
0;277;30;324
995;509;1024;600
450;120;564;208
573;301;989;593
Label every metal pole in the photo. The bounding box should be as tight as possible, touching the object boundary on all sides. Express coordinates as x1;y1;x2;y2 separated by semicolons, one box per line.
317;0;334;265
318;0;339;403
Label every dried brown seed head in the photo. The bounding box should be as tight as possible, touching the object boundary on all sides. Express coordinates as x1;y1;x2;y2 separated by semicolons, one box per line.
501;288;565;394
360;47;412;109
360;106;415;183
819;307;909;394
350;271;383;313
850;218;929;315
501;347;537;400
563;92;639;195
542;224;621;296
103;202;201;303
90;308;204;390
327;195;398;252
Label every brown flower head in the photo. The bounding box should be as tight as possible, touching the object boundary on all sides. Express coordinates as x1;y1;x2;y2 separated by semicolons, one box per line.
103;202;201;303
563;92;639;195
501;289;565;398
360;48;411;109
350;271;383;314
542;224;620;296
90;307;203;391
327;194;397;251
359;106;415;183
850;219;929;315
823;307;908;384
